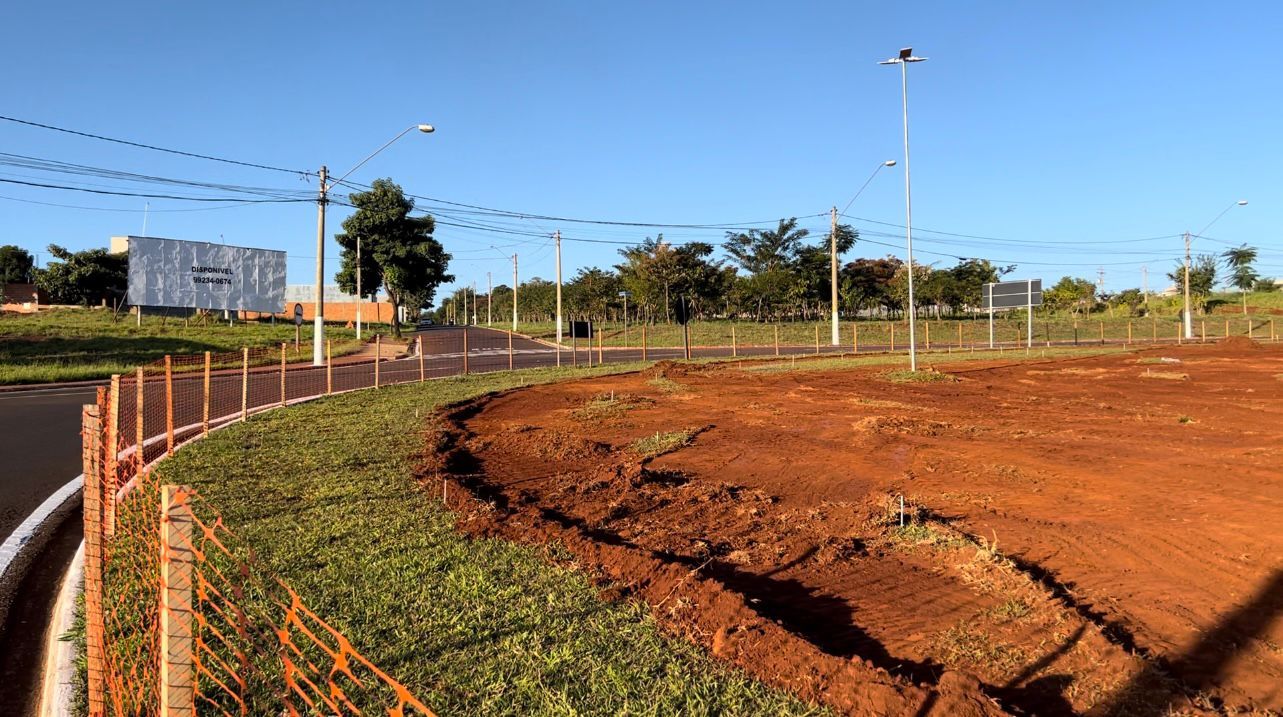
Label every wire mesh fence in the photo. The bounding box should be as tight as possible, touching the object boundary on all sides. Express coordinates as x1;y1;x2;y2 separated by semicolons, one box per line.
78;320;1277;714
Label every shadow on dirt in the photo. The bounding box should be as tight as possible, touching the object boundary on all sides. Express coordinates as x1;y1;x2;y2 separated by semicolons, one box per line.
1098;568;1283;715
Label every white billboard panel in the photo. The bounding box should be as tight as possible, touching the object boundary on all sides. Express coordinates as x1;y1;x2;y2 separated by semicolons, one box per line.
126;236;286;312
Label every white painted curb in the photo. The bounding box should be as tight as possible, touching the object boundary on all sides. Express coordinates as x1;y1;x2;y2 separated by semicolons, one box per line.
39;540;83;717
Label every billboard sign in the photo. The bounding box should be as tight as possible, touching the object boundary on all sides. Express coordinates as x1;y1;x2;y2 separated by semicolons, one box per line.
982;279;1042;311
126;236;286;312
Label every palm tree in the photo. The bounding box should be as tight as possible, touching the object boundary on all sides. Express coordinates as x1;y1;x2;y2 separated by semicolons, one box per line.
1222;244;1259;315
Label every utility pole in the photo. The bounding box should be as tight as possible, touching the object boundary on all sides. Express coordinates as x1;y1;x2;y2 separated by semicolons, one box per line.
555;230;563;346
1183;231;1193;339
472;282;477;324
312;166;328;365
486;272;492;325
512;253;519;332
830;205;840;346
355;235;363;340
1141;265;1149;306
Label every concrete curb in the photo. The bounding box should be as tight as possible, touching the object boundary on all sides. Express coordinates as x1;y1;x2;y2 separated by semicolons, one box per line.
39;540;83;717
0;475;83;635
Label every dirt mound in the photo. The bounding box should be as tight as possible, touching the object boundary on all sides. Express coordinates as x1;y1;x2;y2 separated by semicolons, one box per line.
1219;335;1263;350
642;360;710;380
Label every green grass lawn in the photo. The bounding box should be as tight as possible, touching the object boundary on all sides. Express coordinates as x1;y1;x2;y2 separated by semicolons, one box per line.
0;308;373;384
510;310;1277;350
135;365;829;716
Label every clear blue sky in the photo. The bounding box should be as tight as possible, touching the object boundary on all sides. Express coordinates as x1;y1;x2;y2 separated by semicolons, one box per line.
2;1;1280;298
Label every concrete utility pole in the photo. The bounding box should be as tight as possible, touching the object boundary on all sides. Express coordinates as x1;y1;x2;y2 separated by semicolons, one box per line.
830;206;840;346
313;166;328;365
472;282;477;324
1183;231;1193;340
1141;265;1149;305
555;230;563;345
486;271;492;325
355;235;363;340
512;253;519;332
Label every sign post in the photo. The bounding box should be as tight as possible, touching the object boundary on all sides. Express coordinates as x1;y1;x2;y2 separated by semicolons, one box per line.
982;279;1043;350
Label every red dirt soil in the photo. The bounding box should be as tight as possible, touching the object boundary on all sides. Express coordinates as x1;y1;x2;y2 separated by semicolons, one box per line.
426;343;1283;716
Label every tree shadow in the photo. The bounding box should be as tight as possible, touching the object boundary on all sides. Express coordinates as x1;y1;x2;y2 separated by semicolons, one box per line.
1099;568;1283;715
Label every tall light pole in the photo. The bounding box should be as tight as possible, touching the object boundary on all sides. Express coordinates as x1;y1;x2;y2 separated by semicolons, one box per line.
312;123;433;365
880;47;927;371
492;247;519;332
832;159;897;344
486;271;492;325
1184;199;1248;339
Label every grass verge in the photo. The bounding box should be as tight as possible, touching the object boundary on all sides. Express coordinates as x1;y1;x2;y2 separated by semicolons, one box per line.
147;364;826;715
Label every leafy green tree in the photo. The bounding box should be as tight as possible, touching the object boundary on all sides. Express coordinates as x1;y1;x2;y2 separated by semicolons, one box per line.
1113;288;1145;316
723;219;810;319
1043;276;1096;315
335;178;453;337
841;256;901;317
0;245;34;285
1167;255;1218;315
566;267;620;320
617;236;722;322
35;244;127;306
1221;244;1259;314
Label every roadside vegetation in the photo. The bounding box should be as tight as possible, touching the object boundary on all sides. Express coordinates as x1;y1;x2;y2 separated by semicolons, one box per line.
0;308;370;384
146;365;827;715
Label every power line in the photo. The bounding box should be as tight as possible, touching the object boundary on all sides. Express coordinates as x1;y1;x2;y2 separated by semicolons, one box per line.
0;114;311;176
0;177;312;203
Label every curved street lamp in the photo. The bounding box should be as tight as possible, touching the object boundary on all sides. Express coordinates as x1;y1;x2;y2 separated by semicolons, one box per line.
312;124;433;364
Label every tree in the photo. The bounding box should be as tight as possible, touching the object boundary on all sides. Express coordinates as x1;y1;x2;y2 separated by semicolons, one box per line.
841;256;902;317
35;244;127;306
1221;244;1259;314
617;236;723;322
1167;255;1217;315
1043;276;1096;315
723;218;810;319
0;245;34;285
335;178;453;337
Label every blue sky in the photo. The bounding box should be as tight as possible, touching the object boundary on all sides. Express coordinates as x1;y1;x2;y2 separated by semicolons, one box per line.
2;1;1280;298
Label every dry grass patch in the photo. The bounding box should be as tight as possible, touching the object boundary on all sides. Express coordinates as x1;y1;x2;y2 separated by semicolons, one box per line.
878;368;958;384
630;429;696;459
1141;370;1189;381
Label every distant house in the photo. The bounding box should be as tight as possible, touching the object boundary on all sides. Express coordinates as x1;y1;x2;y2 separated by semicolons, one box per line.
0;283;47;313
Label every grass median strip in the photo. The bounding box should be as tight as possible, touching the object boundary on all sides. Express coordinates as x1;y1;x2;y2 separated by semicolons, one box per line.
153;364;827;715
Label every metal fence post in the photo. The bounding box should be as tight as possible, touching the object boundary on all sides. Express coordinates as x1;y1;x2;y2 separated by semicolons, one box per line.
279;343;287;406
202;352;211;437
165;355;174;456
418;335;425;381
326;340;333;395
159;485;196;716
82;400;106;717
241;348;248;421
462;330;469;375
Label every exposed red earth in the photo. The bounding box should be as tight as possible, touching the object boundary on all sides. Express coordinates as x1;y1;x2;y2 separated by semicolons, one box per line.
425;339;1283;715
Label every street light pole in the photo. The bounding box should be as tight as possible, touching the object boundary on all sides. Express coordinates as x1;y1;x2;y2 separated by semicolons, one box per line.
487;271;492;325
512;253;519;332
1184;200;1248;339
312;124;433;364
355;234;362;340
881;48;927;371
